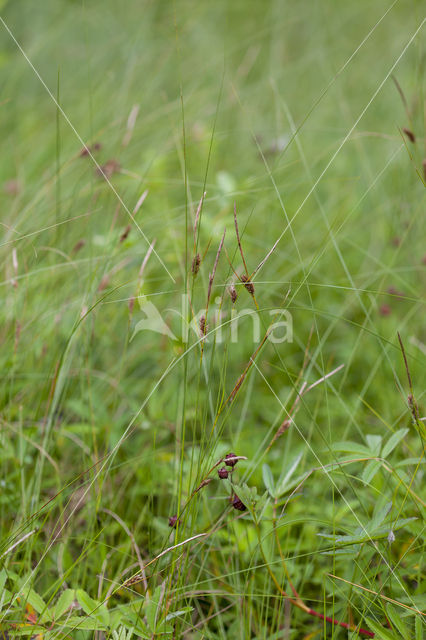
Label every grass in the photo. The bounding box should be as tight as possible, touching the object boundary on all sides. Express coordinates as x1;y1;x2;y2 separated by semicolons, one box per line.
0;0;425;638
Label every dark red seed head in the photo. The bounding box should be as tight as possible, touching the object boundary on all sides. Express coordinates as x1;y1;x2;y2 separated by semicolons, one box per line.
218;467;229;479
224;453;238;467
168;515;181;528
232;494;246;511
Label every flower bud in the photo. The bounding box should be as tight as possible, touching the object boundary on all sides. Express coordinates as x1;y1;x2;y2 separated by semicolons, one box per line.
232;495;246;511
224;453;238;467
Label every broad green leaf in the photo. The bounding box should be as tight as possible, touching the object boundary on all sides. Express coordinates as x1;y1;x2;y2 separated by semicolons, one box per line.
165;606;193;622
276;453;302;496
262;464;275;497
19;585;52;622
370;501;392;531
120;610;151;638
54;589;76;619
366;618;402;639
361;459;381;485
60;614;108;630
6;625;46;636
386;604;410;638
330;441;372;456
0;570;6;593
318;517;416;546
415;616;423;640
366;434;382;455
146;584;164;631
395;457;425;468
382;429;409;458
0;570;7;612
76;588;109;626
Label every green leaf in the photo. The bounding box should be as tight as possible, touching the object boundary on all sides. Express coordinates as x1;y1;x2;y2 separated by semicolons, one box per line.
386;604;410;638
370;501;392;531
76;588;109;627
19;585;52;622
329;441;372;456
146;584;164;631
366;618;402;639
276;453;302;497
233;483;256;510
382;429;409;458
54;589;76;619
395;457;425;468
361;459;381;485
165;606;193;622
366;434;383;456
0;570;6;594
262;464;275;498
59;615;108;630
415;616;423;640
120;610;151;638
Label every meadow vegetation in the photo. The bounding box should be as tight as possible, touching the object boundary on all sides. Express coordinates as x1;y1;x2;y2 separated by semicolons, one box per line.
0;1;425;638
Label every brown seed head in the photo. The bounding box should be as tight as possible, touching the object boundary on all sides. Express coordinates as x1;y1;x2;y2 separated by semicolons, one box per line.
240;273;255;295
402;127;415;143
72;239;86;255
194;478;212;493
79;142;102;157
120;225;131;243
199;315;207;337
229;284;238;303
96;159;121;179
192;253;201;275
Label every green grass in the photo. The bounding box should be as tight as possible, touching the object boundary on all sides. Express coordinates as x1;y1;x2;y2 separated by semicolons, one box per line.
0;0;425;638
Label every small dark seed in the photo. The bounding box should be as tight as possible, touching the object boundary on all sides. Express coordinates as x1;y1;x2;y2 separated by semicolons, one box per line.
232;495;246;511
168;515;181;528
402;127;415;143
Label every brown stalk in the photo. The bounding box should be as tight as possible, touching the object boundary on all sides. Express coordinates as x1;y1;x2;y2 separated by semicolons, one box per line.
193;191;206;251
233;202;249;276
200;228;225;354
222;330;271;408
266;364;344;453
397;332;422;428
